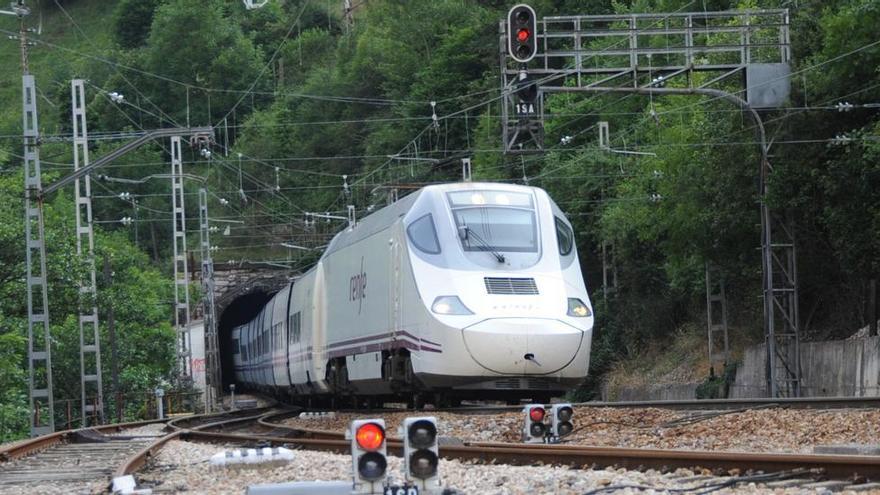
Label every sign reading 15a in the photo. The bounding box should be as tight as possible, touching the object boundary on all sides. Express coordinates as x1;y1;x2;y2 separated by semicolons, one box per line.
515;102;537;115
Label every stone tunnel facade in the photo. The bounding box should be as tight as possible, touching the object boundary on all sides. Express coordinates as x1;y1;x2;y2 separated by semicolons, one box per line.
192;262;295;318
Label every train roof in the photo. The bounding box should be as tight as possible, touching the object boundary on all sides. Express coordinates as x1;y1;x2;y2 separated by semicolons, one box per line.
321;182;542;257
322;188;422;257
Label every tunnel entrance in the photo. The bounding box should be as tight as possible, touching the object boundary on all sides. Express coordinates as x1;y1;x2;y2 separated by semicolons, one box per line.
218;290;275;389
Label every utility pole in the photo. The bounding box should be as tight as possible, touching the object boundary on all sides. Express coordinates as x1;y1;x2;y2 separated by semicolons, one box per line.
71;79;104;426
102;256;121;422
2;0;55;436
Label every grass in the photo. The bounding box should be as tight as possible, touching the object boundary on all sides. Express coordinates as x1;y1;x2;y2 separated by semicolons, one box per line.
602;322;761;398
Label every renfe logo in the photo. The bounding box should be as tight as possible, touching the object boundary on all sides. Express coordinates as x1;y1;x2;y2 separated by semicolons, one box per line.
350;257;367;314
350;272;367;301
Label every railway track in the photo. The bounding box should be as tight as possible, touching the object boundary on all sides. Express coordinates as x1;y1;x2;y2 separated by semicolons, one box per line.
5;399;880;492
250;411;880;481
410;395;880;414
0;404;277;491
0;420;168;490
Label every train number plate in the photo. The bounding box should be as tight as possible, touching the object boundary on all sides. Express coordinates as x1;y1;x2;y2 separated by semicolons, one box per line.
384;486;419;495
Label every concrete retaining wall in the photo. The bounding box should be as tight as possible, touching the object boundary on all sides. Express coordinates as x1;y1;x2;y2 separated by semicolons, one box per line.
730;336;880;398
601;382;699;402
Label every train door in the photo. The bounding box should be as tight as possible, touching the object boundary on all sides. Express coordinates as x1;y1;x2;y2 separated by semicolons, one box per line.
263;300;276;387
390;227;402;336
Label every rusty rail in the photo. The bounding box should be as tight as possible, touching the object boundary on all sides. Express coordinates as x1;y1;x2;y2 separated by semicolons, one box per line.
0;418;169;462
113;407;286;479
253;410;880;481
173;430;880;481
113;431;183;477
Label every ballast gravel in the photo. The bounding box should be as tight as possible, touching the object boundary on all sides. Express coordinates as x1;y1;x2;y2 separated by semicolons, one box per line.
136;439;875;494
107;422;169;437
282;406;880;454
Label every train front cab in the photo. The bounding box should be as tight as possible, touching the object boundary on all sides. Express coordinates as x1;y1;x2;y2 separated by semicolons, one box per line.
402;183;594;395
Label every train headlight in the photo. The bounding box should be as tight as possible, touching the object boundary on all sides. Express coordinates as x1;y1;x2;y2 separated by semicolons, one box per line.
432;296;473;315
567;298;592;317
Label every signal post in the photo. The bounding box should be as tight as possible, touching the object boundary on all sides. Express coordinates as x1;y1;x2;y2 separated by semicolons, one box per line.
499;4;801;398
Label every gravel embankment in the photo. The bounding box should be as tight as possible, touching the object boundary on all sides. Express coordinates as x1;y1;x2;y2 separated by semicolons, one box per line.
136;439;834;495
281;406;880;453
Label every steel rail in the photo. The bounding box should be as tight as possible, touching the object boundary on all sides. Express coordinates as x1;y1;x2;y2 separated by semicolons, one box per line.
577;396;880;410
0;417;168;462
173;430;880;481
113;430;182;478
258;396;880;419
113;406;290;481
258;410;880;480
166;406;275;431
262;394;880;416
434;396;880;414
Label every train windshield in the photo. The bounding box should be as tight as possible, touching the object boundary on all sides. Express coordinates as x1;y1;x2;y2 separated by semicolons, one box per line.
447;190;538;253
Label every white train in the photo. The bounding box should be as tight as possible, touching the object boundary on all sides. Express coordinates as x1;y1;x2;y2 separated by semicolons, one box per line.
231;182;594;404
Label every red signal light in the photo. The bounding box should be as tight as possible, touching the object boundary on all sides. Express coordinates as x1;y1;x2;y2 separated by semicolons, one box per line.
529;407;545;422
356;422;385;451
517;28;531;43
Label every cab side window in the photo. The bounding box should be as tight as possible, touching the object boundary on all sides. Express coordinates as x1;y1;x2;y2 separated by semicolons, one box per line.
406;213;441;254
555;217;574;256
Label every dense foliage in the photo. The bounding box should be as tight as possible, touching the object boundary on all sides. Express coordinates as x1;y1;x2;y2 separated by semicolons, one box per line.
0;0;878;439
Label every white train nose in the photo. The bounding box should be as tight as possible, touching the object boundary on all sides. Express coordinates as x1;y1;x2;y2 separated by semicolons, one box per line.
461;318;584;375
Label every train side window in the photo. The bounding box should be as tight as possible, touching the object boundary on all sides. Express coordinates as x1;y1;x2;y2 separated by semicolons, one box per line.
290;312;302;343
555;216;573;256
232;338;239;355
273;323;282;350
406;213;441;254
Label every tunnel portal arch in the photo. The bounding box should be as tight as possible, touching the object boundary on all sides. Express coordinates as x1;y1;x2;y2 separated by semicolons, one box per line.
213;266;295;389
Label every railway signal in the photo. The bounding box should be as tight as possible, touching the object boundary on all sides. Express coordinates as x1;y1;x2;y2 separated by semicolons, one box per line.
402;416;442;493
514;72;538;117
350;419;388;494
507;4;538;63
522;404;547;443
550;403;574;440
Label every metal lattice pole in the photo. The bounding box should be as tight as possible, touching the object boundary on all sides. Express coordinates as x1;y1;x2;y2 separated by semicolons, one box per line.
198;188;220;411
762;208;802;397
71;79;104;426
705;263;730;371
23;73;54;436
9;0;54;438
171;136;192;383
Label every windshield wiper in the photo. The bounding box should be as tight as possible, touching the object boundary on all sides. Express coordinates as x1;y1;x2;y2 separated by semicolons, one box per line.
459;225;506;263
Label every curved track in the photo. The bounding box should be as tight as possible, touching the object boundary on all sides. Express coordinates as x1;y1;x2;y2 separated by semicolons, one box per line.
6;398;880;492
252;410;880;481
0;405;278;490
0;420;168;489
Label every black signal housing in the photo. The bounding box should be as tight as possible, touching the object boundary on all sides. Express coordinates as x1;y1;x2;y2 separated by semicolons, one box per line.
508;4;538;63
